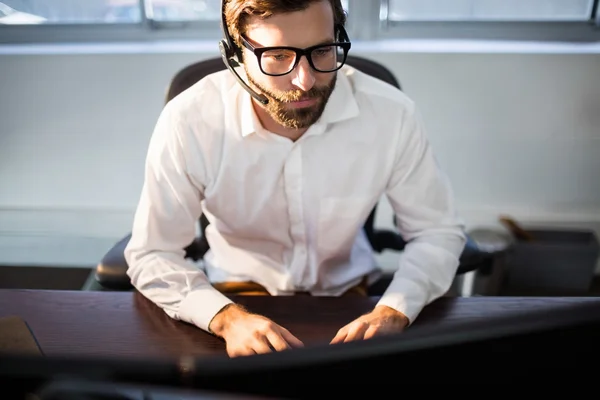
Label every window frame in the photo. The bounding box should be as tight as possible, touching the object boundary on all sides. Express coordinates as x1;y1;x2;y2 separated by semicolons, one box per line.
0;20;223;44
0;0;598;45
375;0;600;42
0;0;223;44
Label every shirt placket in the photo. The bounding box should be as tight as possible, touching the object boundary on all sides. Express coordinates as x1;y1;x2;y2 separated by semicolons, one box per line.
283;142;308;290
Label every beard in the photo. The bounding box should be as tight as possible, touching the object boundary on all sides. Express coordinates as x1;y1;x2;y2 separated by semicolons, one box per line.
245;67;337;130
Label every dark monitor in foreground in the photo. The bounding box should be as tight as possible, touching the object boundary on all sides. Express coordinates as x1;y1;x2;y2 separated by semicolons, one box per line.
2;299;600;399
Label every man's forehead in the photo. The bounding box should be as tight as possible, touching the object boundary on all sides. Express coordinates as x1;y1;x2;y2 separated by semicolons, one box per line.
243;2;335;48
245;22;335;48
245;34;336;50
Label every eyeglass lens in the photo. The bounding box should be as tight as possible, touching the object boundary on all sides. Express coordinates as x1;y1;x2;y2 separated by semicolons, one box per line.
260;45;345;75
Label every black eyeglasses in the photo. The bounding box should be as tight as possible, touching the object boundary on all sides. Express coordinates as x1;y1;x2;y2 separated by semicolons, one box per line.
240;26;351;76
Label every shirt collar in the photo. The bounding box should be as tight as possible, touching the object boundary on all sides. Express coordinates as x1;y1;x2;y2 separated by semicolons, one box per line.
239;65;359;138
316;67;360;126
240;89;258;138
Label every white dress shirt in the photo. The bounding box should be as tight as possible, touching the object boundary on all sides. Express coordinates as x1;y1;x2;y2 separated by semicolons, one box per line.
124;64;466;333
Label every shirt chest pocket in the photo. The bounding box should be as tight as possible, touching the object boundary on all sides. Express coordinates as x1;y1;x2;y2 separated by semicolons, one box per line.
317;197;370;256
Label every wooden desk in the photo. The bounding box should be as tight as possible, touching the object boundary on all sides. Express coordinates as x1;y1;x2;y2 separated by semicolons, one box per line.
1;289;599;361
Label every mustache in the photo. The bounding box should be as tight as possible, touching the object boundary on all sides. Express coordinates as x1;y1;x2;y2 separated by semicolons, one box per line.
244;68;337;105
275;88;325;102
268;79;336;103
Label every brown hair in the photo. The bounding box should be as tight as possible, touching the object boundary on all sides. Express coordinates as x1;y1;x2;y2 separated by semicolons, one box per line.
224;0;347;49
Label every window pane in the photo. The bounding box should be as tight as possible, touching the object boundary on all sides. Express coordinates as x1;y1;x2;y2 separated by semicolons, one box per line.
147;0;221;21
0;0;142;24
148;0;349;22
387;0;595;22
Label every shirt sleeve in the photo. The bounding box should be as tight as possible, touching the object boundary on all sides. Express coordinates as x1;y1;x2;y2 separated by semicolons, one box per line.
124;102;233;333
377;105;466;324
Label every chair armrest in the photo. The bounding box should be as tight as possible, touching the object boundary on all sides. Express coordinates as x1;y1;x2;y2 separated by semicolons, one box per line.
456;235;494;275
369;229;407;253
95;234;133;291
95;233;209;291
367;235;495;295
370;228;495;275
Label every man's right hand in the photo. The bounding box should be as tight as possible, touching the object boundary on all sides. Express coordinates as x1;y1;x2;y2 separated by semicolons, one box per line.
208;303;304;357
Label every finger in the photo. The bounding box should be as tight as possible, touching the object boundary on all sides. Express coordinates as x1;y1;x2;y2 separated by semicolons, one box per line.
279;328;304;348
266;330;292;352
344;322;369;342
252;336;274;355
363;325;379;340
330;325;349;344
228;346;256;358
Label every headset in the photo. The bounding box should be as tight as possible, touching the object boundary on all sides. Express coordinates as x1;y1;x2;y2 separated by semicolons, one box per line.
219;0;269;105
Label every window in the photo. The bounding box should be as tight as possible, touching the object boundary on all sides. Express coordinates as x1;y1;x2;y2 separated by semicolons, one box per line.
0;0;222;24
146;0;221;22
378;0;600;42
1;0;141;24
0;0;223;43
384;0;596;22
0;0;598;44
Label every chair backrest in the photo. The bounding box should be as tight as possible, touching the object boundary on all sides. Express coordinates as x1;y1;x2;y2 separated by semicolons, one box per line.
167;55;403;259
166;55;401;104
165;57;227;103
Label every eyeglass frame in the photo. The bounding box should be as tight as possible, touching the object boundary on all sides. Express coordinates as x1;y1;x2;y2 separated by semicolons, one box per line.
239;24;352;77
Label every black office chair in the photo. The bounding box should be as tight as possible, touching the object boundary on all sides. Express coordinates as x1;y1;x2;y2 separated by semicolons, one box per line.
91;55;494;293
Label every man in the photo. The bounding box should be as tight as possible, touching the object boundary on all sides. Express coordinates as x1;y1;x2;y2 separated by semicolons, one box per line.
124;0;466;358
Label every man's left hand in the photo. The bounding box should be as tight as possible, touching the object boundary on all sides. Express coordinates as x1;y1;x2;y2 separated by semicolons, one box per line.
330;305;409;344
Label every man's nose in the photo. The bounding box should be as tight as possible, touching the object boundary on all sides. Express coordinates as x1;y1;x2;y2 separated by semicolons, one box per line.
291;56;316;92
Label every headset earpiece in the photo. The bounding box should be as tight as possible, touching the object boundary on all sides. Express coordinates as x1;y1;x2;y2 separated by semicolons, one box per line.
218;0;269;105
220;0;242;64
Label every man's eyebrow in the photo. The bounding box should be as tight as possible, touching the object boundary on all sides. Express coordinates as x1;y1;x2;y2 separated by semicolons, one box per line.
258;37;337;49
311;37;337;46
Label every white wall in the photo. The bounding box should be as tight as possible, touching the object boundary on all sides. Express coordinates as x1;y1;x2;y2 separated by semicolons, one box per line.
1;40;599;271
